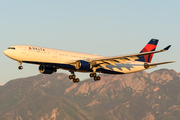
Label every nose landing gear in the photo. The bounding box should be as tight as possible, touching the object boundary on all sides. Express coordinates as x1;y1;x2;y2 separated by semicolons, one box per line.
18;61;23;70
18;66;23;70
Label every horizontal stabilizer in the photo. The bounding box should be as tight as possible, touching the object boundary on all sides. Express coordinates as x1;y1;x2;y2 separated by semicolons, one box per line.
148;61;175;66
144;61;175;69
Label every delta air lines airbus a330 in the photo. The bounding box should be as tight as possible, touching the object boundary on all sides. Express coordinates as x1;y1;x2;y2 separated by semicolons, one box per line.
4;39;175;83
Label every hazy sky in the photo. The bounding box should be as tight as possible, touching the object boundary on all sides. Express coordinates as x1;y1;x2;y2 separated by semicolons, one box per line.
1;0;179;84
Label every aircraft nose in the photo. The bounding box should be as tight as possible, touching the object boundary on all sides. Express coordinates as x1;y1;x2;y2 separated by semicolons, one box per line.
3;50;9;56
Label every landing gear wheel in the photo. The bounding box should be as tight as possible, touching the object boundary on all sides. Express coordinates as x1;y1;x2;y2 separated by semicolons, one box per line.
90;73;93;77
94;77;98;81
73;79;76;83
73;78;80;83
90;73;96;77
97;76;101;81
76;78;80;83
69;75;75;79
72;75;75;79
18;66;23;70
94;76;101;81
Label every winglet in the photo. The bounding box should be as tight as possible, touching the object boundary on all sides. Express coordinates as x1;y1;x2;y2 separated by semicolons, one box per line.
163;45;171;50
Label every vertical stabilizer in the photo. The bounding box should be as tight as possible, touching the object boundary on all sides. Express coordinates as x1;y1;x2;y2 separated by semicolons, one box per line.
136;39;158;63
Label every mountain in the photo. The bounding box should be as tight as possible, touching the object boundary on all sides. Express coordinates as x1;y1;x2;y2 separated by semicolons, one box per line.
0;69;180;120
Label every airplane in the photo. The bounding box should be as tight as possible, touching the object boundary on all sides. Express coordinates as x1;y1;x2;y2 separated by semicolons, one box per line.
3;39;175;83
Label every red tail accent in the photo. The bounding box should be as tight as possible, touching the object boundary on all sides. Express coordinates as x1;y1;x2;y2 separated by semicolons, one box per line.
137;39;159;63
141;44;157;63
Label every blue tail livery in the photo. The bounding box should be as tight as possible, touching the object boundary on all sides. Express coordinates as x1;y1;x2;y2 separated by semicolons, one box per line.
136;39;158;63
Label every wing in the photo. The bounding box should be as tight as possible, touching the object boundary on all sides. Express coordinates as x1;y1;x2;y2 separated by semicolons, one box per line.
65;45;172;69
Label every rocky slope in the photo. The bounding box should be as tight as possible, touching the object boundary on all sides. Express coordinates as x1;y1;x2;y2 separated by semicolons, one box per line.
0;69;180;120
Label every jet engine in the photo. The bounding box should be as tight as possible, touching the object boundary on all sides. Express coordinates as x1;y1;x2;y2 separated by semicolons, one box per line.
39;65;57;74
75;60;92;70
144;62;150;69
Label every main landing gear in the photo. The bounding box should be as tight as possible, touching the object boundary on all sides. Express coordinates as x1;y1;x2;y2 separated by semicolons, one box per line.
69;68;101;83
18;61;23;70
69;71;80;83
89;67;101;81
90;73;101;81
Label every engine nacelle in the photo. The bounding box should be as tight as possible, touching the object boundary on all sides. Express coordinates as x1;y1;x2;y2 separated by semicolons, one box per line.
39;65;57;74
144;62;150;69
75;60;92;70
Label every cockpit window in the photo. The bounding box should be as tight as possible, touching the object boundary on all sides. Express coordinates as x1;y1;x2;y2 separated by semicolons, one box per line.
8;47;16;50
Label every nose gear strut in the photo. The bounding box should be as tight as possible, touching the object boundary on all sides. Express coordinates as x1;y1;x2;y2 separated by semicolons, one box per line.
18;61;23;70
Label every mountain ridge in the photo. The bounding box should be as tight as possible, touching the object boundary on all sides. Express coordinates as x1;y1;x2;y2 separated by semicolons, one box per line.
0;69;180;120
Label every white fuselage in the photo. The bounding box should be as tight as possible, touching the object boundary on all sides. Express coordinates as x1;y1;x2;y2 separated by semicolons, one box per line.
4;45;152;74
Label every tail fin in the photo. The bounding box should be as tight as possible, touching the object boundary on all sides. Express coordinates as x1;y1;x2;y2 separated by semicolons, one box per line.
136;39;158;63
